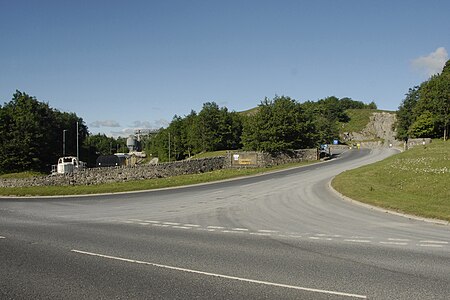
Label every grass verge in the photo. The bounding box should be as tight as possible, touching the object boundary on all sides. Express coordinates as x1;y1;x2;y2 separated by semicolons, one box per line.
332;140;450;222
0;161;315;197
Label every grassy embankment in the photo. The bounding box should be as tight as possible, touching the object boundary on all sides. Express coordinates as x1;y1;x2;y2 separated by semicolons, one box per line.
332;140;450;222
0;160;315;197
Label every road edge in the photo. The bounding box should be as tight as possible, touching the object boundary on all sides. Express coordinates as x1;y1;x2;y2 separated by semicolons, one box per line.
328;179;450;226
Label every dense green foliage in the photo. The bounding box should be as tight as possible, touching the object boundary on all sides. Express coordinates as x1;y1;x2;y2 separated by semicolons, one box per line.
0;90;376;172
396;60;450;140
148;96;376;160
0;91;88;173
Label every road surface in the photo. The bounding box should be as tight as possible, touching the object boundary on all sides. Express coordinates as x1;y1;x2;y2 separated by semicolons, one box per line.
1;148;449;299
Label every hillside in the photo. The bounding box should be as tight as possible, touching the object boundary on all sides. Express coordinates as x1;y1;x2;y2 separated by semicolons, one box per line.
340;109;397;145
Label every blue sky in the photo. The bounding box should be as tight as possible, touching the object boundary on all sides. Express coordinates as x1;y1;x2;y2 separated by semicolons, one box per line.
1;0;449;137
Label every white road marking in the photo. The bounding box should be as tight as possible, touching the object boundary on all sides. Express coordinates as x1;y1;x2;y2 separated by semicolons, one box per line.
232;228;249;231
128;219;144;222
163;222;181;226
0;236;5;239
71;250;367;299
420;240;448;244
388;238;410;242
222;230;243;234
152;224;170;227
172;226;192;230
138;223;150;225
183;224;200;227
309;237;333;241
122;221;135;224
258;230;279;233
207;226;225;229
249;232;271;236
380;242;408;246
288;235;303;238
344;239;371;243
418;244;443;248
144;220;161;224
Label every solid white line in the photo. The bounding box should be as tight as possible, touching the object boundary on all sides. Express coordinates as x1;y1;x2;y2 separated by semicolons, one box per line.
71;250;367;299
419;240;448;244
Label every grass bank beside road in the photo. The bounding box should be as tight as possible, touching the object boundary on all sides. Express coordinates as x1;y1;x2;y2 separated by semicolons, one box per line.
332;140;450;222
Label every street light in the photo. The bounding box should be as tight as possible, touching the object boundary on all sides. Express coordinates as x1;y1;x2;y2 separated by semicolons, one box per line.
63;130;68;156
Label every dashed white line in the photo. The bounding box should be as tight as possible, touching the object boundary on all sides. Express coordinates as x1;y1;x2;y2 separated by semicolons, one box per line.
418;244;443;248
0;236;5;239
419;240;448;244
232;228;249;231
183;224;200;227
71;250;367;299
258;230;279;233
144;220;161;224
207;226;225;229
388;238;410;242
250;232;272;236
152;224;170;227
138;223;150;225
172;226;192;230
344;239;371;243
163;222;181;226
128;219;144;222
380;242;408;246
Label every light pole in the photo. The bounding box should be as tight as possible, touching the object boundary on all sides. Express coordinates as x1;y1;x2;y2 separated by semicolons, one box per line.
63;129;68;156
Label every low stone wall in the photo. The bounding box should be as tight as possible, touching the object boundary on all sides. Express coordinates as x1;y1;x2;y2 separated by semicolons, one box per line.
406;138;432;149
226;149;318;168
0;149;319;188
0;157;226;188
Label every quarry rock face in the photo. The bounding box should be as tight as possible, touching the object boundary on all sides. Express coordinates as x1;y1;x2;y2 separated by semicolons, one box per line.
343;112;398;147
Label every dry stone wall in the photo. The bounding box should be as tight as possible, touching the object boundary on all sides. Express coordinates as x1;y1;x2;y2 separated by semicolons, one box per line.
1;149;319;188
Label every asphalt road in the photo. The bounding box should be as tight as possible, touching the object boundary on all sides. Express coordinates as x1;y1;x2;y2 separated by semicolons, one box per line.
1;148;449;299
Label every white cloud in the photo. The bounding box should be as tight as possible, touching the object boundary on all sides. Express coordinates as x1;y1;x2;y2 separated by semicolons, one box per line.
412;47;448;77
90;120;121;128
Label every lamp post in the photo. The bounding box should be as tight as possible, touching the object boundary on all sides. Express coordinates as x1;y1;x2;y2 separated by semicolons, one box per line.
63;129;68;156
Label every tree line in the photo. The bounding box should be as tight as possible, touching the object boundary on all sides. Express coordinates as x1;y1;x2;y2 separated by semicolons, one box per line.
148;96;376;161
0;90;376;173
396;60;450;141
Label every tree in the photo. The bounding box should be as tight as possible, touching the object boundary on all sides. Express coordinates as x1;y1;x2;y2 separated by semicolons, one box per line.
242;96;312;152
408;111;437;138
0;91;88;173
395;86;420;141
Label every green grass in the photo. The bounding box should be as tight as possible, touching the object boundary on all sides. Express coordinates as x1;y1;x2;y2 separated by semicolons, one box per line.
332;140;450;222
0;160;315;197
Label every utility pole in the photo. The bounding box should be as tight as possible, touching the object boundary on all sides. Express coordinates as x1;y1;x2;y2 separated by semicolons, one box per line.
63;129;68;156
76;121;79;163
168;132;171;163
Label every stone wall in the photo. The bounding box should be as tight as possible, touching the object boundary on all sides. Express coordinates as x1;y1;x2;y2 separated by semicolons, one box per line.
0;157;225;188
0;149;319;188
226;149;318;168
